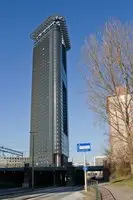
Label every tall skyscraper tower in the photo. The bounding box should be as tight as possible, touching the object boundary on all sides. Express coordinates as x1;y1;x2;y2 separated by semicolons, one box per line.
30;15;71;167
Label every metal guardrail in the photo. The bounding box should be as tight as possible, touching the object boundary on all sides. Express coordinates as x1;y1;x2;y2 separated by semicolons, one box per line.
88;180;101;200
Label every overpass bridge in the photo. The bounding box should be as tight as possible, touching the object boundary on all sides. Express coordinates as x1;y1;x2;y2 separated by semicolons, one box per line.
0;165;104;172
0;165;109;189
76;165;104;171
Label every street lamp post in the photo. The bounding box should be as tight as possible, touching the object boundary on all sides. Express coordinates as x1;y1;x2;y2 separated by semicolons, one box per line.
30;131;37;190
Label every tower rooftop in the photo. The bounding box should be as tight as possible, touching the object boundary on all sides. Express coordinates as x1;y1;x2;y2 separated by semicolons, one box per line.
30;15;71;50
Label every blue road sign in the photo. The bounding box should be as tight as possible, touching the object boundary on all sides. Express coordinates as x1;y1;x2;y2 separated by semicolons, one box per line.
83;166;88;171
77;143;91;152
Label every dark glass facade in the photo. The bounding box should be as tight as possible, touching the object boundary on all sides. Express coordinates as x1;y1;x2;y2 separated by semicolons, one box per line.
63;82;68;136
62;44;67;72
30;16;71;167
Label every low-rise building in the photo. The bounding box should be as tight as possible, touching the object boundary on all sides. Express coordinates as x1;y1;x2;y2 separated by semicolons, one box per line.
0;157;29;168
94;156;107;166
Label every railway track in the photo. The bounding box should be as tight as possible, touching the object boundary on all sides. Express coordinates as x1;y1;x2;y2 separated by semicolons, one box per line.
100;187;116;200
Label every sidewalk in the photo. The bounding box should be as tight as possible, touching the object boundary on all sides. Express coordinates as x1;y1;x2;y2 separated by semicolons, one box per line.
105;185;133;200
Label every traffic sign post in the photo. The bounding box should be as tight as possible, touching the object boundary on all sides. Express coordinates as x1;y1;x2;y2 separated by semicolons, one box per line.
77;143;91;192
83;152;87;192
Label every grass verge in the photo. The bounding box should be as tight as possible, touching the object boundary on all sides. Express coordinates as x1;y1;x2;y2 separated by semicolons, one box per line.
111;176;133;187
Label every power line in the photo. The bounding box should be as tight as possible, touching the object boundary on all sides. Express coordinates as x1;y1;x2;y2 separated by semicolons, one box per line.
0;146;23;157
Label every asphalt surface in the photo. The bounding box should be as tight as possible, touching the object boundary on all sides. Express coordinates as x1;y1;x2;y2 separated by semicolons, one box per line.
1;186;84;200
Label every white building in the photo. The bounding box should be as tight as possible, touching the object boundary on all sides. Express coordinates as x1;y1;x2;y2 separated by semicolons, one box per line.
94;156;107;166
0;157;29;168
107;86;133;162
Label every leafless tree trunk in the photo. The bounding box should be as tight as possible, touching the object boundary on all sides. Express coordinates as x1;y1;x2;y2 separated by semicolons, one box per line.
82;19;133;175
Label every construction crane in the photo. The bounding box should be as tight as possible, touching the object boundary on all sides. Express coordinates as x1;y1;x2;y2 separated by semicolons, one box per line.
0;146;23;157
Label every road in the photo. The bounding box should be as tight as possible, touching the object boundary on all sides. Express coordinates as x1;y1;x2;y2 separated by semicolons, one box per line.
1;186;85;200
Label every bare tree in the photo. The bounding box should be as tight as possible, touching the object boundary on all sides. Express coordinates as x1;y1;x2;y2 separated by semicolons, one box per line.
82;19;133;175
